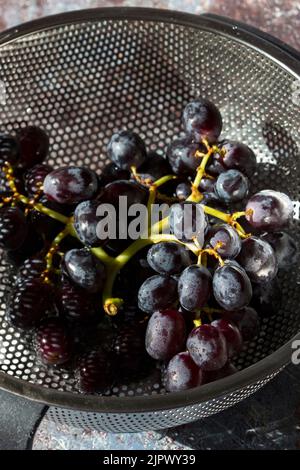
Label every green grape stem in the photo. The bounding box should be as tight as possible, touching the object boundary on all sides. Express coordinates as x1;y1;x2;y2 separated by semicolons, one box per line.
1;145;249;316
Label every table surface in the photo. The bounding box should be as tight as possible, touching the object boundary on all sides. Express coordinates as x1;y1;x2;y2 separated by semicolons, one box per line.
0;0;300;450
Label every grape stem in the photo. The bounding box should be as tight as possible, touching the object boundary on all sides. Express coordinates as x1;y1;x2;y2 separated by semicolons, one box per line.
41;225;71;283
1;152;250;317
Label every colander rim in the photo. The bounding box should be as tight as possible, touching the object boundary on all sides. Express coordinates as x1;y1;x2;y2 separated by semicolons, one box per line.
0;7;299;413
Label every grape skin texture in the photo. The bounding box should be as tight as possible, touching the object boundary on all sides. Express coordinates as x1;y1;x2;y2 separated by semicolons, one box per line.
138;275;178;314
64;249;106;293
167;137;205;176
44;166;98;204
211;319;243;358
36;318;73;365
237;237;278;283
182;99;222;142
213;261;252;310
145;309;186;361
215;169;249;203
178;265;212;311
187;324;228;371
107;130;147;170
208;224;241;259
220;140;257;177
246;190;293;231
17;126;49;169
165;352;202;392
147;242;192;275
169;202;207;245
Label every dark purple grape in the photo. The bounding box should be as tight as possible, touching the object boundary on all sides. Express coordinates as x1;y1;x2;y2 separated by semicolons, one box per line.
178;265;212;311
237;236;278;283
261;232;298;270
145;309;186;360
5;224;44;267
44;166;98;204
218;140;257;177
176;181;191;200
0;206;28;250
213;261;252;310
182;99;222;143
0;133;19;165
6;278;52;329
224;307;259;341
74;180;147;246
206;157;226;176
203;362;238;384
16;253;47;287
165;352;203;392
211;318;243;358
24;163;53;196
99;162;130;186
169;202;208;244
17;126;49;169
215;169;249;203
99;179;148;207
135;151;172;183
30;194;65;240
76;349;113;393
137;275;178;314
63;249;106;293
147;242;192;275
199;177;216;193
59;278;99;323
36;318;73;365
167;137;206;176
114;321;149;377
187;324;228;371
73;200;101;247
207;224;241;259
246;190;293;231
107;130;147;170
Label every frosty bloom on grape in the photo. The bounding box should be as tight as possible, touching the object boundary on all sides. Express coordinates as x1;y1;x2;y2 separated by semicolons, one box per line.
95;198;206;241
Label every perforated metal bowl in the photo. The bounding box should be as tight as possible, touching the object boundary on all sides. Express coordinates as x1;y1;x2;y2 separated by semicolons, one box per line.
0;8;299;433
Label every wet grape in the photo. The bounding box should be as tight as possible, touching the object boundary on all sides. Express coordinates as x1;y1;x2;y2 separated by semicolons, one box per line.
182;98;222;143
246;190;293;231
215;169;249;203
187;324;228;371
165;352;202;392
213;261;252;310
147;242;192;275
178;265;212;311
107;130;147;170
138;275;178;314
145;309;186;360
237;236;278;283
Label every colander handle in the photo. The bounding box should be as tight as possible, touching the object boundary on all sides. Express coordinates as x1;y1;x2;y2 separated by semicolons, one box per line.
201;13;300;62
0;389;47;449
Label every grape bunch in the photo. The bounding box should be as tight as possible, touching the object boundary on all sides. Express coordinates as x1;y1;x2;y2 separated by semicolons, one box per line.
0;97;297;396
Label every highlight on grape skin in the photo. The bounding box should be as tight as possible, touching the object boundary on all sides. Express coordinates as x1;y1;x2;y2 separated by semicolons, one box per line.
0;95;297;395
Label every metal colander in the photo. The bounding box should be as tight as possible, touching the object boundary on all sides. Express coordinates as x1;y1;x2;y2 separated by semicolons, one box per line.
0;8;299;433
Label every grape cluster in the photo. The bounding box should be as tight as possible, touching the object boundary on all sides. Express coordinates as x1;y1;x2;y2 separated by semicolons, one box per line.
0;98;297;395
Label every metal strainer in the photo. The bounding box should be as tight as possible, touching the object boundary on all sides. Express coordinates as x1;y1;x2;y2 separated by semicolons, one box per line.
0;8;299;435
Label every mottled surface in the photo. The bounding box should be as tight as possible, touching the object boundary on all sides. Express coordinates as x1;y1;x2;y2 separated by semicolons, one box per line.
0;0;299;49
0;0;299;451
33;364;300;449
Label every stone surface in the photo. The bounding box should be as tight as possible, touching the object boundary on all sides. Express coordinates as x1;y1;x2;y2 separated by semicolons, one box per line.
32;364;300;450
